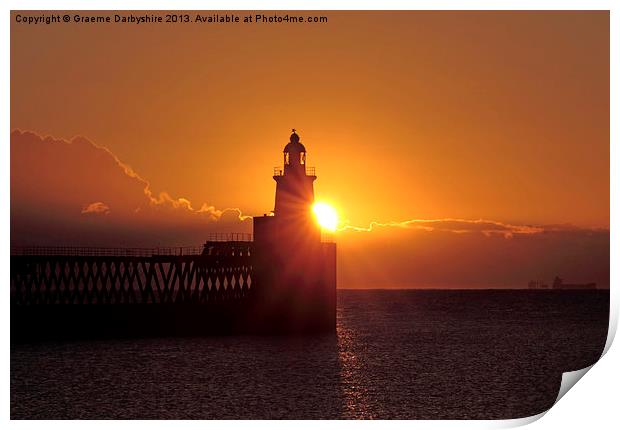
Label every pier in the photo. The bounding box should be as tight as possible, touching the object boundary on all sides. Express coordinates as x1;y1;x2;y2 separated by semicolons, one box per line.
10;131;337;340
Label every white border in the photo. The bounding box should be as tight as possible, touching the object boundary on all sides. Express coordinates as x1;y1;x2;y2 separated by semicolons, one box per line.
2;1;617;428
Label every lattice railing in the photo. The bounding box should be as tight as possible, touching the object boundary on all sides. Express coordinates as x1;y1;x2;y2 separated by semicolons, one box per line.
10;254;253;305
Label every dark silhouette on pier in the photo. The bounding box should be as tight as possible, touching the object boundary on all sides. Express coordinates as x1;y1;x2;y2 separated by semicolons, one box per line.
10;130;336;340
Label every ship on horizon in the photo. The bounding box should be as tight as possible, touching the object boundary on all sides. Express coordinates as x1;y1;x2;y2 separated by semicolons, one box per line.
528;276;596;290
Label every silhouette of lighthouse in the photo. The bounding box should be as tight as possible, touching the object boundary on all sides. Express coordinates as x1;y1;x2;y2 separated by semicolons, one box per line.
253;129;336;333
271;129;321;244
273;129;316;216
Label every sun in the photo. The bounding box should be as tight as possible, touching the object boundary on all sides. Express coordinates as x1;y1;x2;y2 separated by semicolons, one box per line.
312;202;339;232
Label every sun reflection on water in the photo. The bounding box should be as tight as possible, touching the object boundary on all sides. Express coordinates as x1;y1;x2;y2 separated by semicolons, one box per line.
336;306;375;419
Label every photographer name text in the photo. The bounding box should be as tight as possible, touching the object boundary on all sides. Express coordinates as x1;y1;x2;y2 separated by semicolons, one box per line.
14;13;329;26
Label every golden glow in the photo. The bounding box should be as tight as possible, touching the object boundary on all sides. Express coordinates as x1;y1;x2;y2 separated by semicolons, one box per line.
312;202;339;232
9;12;610;229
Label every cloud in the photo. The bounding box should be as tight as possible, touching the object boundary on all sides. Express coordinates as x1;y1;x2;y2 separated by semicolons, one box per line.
336;219;609;289
69;133;252;220
11;129;252;246
335;218;608;288
339;218;547;238
81;202;110;215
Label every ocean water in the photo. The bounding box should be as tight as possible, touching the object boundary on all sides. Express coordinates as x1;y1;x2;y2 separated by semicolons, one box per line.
11;289;609;419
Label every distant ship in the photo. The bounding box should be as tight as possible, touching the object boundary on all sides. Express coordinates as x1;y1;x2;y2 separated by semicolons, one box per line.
527;280;549;289
528;276;596;290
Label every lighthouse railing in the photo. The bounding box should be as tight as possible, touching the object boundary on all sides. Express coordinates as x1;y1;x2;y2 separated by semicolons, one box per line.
273;166;316;176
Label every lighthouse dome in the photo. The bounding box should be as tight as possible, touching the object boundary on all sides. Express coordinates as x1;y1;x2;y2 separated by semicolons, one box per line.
284;130;306;153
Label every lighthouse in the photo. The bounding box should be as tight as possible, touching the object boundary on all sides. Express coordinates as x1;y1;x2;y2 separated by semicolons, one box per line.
271;129;321;244
273;129;316;218
252;129;336;333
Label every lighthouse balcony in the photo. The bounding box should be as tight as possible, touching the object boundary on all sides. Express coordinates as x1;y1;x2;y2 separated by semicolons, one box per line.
273;166;316;176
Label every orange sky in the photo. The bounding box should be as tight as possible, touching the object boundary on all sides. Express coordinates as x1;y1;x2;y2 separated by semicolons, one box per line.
11;11;609;228
10;11;610;287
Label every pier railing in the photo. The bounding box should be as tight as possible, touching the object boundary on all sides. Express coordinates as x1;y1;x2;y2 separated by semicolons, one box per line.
11;233;253;257
11;246;204;257
206;232;253;242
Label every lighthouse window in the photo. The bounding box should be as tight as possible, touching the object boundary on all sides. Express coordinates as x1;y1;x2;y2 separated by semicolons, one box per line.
300;153;306;165
284;153;290;165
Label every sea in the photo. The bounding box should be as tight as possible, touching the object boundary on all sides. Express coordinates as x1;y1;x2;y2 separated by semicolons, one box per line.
10;289;609;420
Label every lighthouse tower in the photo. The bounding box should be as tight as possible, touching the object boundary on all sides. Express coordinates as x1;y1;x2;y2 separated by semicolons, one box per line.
274;130;316;213
252;129;336;333
271;130;320;243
